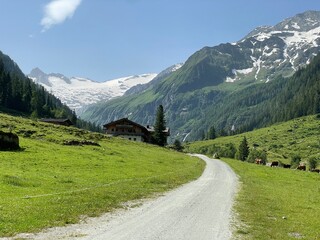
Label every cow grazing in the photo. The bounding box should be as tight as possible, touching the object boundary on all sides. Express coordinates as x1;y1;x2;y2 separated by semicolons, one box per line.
283;164;291;169
310;169;320;173
255;159;263;165
270;161;279;167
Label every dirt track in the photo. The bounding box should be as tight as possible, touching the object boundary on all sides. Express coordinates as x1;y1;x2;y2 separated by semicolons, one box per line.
8;154;238;240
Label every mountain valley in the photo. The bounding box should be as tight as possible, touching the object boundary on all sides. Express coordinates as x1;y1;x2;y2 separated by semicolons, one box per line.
79;11;320;142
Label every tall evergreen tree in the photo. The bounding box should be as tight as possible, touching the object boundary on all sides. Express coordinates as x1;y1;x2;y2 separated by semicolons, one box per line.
237;136;249;161
153;105;167;146
207;125;216;139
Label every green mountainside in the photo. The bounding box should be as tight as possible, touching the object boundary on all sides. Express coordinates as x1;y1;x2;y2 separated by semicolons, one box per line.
186;114;320;165
0;51;99;132
80;11;320;142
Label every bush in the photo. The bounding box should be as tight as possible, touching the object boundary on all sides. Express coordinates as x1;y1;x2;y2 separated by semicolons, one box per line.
172;139;183;152
220;143;237;158
291;155;301;168
308;157;318;170
247;149;267;164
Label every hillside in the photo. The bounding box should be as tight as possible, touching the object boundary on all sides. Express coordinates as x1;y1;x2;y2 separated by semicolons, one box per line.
185;115;320;239
0;51;101;132
185;114;320;166
0;53;71;119
0;113;204;237
80;11;320;142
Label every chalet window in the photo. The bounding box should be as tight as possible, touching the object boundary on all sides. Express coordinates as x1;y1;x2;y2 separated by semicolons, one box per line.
129;138;131;140
134;138;136;141
111;128;114;132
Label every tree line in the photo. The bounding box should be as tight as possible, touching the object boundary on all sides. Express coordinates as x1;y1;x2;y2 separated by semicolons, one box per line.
0;59;101;132
200;53;320;139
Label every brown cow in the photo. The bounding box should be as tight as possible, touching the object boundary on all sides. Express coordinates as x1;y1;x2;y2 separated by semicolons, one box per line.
310;169;320;173
255;158;263;165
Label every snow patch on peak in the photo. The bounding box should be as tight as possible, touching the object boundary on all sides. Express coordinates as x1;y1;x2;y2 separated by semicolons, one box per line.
292;22;301;29
237;68;254;74
226;77;236;83
171;63;184;71
256;33;271;41
29;69;157;112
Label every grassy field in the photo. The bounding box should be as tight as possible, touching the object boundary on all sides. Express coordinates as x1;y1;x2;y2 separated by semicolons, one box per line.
0;113;205;237
185;115;320;165
185;115;320;239
225;158;320;240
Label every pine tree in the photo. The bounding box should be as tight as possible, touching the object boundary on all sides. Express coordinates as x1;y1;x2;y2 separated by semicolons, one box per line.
207;125;216;139
153;105;167;146
237;136;249;161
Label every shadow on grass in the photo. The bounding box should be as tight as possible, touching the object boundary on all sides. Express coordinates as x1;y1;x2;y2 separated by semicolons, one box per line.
0;147;26;152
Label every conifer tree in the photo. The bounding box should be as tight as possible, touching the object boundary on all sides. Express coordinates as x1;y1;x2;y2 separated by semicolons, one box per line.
207;125;216;139
237;136;249;161
153;105;167;146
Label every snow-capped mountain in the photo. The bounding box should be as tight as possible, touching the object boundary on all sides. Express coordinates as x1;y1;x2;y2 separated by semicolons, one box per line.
28;68;157;111
226;10;320;83
79;10;320;142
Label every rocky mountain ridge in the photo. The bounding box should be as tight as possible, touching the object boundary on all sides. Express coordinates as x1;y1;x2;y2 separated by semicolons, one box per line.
79;10;320;142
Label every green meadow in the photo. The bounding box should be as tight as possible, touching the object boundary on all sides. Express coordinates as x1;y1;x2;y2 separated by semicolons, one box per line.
0;113;205;237
186;115;320;165
186;115;320;239
226;159;320;240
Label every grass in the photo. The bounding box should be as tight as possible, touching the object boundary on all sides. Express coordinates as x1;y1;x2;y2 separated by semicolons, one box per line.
185;114;320;239
185;115;320;165
225;158;320;240
0;113;205;237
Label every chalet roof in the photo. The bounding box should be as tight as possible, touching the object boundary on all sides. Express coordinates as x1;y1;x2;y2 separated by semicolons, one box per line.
103;118;147;131
104;118;170;136
40;118;73;125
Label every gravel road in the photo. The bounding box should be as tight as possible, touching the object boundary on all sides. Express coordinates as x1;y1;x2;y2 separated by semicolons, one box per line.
9;154;238;240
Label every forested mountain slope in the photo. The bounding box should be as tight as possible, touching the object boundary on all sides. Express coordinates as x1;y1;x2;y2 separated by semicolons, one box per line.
80;11;320;141
0;51;99;131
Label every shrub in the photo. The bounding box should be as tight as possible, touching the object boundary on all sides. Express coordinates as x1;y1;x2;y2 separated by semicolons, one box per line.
291;155;301;168
308;157;318;170
220;143;236;158
247;149;267;164
172;139;183;152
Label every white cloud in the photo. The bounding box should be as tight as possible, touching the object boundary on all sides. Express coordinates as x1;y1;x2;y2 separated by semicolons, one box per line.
41;0;82;32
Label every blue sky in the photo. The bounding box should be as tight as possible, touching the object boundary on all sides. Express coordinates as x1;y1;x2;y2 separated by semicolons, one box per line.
0;0;319;81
